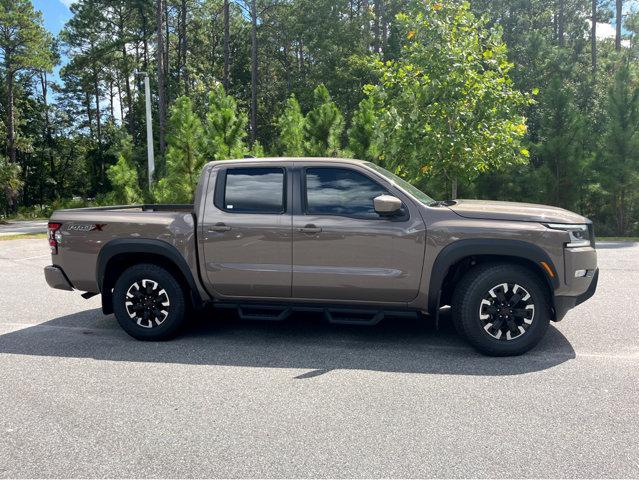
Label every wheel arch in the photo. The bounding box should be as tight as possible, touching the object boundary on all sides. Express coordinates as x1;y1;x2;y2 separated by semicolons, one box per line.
427;239;559;316
97;239;204;314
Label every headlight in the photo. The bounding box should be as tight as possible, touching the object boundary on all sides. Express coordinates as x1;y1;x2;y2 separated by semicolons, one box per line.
546;223;590;248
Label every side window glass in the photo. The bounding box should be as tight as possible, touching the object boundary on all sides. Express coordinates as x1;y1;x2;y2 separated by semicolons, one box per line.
305;167;388;219
223;167;285;213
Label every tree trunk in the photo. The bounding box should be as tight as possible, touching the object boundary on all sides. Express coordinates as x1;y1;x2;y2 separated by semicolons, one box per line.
156;0;167;157
381;0;387;53
591;0;597;72
223;0;230;89
362;0;369;45
40;72;55;183
451;178;458;199
116;70;125;123
179;0;188;93
141;3;149;70
85;91;94;137
92;64;102;145
109;77;115;121
165;0;170;85
116;6;134;134
122;48;134;133
558;0;565;46
250;0;258;145
6;70;16;164
373;0;380;53
615;0;622;51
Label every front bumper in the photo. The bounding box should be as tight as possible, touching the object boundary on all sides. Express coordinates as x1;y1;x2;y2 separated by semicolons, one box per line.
44;265;74;291
554;268;599;321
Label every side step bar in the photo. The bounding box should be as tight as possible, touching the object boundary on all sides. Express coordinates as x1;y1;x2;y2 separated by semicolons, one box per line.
324;309;385;326
214;302;419;325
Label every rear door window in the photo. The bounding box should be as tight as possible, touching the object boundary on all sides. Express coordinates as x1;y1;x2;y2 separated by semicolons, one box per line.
223;167;285;214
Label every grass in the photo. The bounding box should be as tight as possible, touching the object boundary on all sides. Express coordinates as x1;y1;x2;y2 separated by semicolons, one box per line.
0;233;48;241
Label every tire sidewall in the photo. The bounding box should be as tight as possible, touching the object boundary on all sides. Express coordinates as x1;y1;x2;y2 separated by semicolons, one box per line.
112;264;186;340
455;265;551;356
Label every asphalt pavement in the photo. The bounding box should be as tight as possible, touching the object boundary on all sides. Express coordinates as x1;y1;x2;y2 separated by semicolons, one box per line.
0;238;637;478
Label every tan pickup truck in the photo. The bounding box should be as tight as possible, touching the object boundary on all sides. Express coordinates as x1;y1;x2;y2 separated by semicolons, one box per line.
44;157;598;355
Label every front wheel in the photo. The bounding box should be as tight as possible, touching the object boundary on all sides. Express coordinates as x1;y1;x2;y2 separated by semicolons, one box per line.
452;264;551;356
112;263;186;340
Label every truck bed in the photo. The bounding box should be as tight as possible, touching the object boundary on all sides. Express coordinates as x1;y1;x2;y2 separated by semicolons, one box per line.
48;204;200;294
57;204;194;213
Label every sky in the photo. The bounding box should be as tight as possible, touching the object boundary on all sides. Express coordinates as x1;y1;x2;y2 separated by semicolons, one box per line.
33;0;73;85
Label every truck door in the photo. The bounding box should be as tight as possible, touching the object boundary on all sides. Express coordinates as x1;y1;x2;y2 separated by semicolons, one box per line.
200;164;292;298
292;164;426;303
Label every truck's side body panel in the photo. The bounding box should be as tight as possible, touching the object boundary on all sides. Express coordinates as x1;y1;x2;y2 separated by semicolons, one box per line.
49;208;209;301
198;163;294;298
290;161;426;304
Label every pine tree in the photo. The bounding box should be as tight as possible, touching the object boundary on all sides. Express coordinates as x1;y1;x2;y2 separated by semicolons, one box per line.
277;94;305;156
106;135;143;205
596;64;639;235
304;84;344;157
347;96;379;162
155;96;205;203
204;84;248;160
0;0;53;165
535;76;586;210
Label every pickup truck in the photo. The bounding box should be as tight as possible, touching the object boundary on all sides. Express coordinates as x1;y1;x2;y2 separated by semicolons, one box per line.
44;157;598;356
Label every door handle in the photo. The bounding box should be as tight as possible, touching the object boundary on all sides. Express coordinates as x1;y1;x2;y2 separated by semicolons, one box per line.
299;224;322;234
208;222;231;232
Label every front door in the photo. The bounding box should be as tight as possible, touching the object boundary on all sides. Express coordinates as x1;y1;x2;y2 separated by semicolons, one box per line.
292;165;426;303
200;165;292;298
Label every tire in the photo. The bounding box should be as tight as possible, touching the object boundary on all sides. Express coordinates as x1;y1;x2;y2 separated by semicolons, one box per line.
112;263;187;341
452;263;551;356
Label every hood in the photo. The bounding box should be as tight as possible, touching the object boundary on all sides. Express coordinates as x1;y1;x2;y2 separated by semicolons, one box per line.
448;199;589;224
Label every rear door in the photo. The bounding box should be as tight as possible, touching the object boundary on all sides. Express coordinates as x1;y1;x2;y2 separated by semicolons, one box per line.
292;164;426;303
200;163;292;298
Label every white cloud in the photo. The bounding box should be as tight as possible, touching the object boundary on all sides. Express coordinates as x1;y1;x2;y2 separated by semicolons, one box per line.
587;20;631;47
59;0;76;7
595;22;616;40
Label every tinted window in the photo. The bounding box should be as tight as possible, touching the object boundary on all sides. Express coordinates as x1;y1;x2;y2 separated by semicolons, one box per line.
305;167;387;218
224;167;285;213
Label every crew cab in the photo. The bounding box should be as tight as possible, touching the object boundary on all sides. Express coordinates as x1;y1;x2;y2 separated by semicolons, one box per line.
44;158;598;355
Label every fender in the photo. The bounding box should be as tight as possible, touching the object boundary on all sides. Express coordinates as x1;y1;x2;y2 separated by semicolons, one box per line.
427;238;560;314
97;238;204;313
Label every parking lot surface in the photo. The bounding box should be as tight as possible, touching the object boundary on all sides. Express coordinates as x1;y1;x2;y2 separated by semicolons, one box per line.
0;238;638;478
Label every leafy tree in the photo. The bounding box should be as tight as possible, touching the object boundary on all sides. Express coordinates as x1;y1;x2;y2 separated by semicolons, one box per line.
203;84;248;160
595;63;639;235
277;94;305;156
367;0;531;198
106;135;143;205
0;0;53;165
155;96;206;203
0;155;23;214
304;84;344;157
347;96;379;162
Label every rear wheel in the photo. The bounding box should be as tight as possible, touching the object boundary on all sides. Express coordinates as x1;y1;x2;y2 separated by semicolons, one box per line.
112;263;186;340
452;263;551;356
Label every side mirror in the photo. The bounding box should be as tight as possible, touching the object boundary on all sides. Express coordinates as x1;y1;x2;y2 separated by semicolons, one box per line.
374;194;402;216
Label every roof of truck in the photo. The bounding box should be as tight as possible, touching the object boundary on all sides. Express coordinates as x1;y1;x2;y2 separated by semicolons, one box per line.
205;157;367;168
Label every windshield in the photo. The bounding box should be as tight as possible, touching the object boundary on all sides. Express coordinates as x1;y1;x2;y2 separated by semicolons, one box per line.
364;162;436;205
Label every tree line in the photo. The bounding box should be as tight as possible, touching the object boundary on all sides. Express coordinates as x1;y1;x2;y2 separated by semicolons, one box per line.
1;0;638;236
